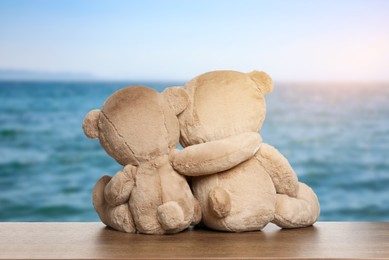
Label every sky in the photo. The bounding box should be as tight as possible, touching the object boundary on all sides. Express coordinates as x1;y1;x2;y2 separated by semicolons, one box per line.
0;0;389;81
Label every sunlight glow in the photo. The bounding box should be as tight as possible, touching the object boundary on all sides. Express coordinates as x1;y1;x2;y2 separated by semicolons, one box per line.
0;0;388;81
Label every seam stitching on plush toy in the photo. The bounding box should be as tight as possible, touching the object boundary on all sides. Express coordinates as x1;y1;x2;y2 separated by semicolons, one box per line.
249;77;264;95
248;76;267;132
158;97;171;206
256;101;266;132
274;213;295;227
101;111;139;166
274;213;307;227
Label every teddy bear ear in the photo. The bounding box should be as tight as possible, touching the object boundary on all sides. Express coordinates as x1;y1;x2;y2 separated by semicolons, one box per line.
162;87;189;115
248;70;274;94
82;109;101;139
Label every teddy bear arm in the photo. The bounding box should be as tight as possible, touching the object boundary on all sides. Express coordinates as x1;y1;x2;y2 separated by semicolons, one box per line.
172;132;261;176
254;143;299;197
104;164;137;206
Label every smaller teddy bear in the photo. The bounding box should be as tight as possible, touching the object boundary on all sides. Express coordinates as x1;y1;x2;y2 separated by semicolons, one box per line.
83;86;201;234
171;70;320;232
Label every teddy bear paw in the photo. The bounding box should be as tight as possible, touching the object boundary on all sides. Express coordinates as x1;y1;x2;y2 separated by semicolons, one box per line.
208;187;231;218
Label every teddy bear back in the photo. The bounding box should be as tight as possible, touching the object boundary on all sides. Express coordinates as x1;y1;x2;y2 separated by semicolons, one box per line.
179;70;273;147
98;86;176;165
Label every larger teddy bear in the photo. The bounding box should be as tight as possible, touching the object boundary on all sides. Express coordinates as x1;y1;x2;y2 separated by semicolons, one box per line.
82;86;201;234
171;70;320;231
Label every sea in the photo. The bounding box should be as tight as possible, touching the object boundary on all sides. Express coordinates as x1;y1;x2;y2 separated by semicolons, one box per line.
0;81;388;222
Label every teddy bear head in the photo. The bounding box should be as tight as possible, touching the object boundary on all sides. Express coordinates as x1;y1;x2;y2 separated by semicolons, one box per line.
83;86;189;165
178;70;273;147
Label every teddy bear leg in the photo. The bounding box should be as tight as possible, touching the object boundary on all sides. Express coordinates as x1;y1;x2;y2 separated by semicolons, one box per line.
93;175;136;233
208;187;231;218
92;175;111;225
157;201;185;231
272;182;320;228
191;198;202;225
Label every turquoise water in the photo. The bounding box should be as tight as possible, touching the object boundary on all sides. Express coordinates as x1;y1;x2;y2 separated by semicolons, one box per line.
0;81;388;221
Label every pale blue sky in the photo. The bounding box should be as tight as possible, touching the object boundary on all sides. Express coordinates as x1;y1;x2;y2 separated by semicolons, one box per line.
0;0;388;81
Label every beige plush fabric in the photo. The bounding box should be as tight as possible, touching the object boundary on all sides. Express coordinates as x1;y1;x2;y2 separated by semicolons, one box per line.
179;70;268;146
172;70;320;231
83;86;201;234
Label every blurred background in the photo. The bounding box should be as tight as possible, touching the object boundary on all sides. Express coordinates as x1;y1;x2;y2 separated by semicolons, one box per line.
0;0;388;221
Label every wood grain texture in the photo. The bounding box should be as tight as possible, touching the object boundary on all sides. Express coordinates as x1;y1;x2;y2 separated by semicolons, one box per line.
0;222;388;259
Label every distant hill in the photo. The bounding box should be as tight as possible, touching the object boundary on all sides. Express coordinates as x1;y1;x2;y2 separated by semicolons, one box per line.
0;69;96;81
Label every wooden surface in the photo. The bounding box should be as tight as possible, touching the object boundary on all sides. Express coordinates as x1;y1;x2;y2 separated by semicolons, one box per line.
1;222;389;259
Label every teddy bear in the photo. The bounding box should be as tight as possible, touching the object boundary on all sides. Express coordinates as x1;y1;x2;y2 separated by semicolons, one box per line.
170;70;320;232
82;86;201;234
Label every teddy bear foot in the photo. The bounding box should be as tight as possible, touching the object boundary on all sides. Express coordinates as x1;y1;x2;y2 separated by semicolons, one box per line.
93;175;113;226
272;182;320;229
157;201;185;231
208;187;231;218
105;203;136;233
